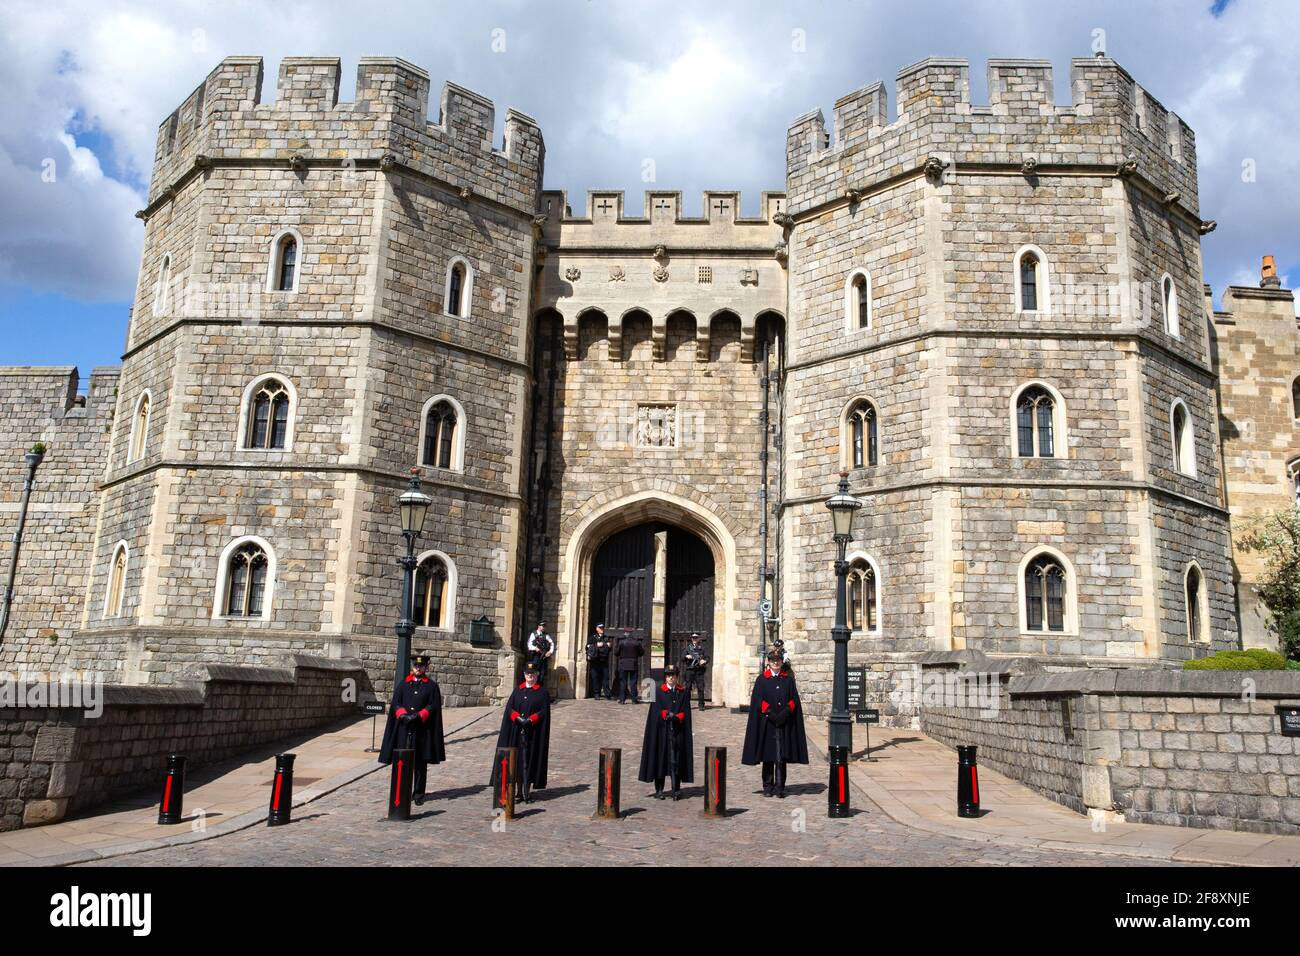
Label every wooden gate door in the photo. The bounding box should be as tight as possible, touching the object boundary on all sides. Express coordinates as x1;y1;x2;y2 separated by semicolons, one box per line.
664;527;715;701
589;524;655;682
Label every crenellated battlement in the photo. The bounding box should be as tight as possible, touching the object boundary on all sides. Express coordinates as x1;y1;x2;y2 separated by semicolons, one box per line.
537;189;786;250
147;55;544;215
787;56;1198;218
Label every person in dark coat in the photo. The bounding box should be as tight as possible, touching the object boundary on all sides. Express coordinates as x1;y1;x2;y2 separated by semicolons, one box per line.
586;623;614;699
741;648;809;798
490;661;551;802
525;620;556;690
378;653;446;805
638;664;694;800
615;629;644;704
681;632;709;711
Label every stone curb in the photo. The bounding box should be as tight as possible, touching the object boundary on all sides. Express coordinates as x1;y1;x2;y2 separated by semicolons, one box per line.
803;727;1268;868
3;708;495;868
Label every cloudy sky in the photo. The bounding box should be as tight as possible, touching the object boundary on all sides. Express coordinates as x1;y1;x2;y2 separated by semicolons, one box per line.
1;0;1296;377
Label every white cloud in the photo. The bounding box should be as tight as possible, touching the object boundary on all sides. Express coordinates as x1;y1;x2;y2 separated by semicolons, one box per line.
0;0;1296;305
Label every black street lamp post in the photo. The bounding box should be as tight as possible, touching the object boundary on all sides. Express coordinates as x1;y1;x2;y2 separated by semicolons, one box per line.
394;470;432;691
826;471;862;818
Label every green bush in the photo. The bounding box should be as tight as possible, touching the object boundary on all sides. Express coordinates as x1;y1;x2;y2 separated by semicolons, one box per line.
1184;648;1289;670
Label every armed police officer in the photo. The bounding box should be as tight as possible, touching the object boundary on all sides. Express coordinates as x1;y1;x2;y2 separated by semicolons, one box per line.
586;622;614;699
681;632;709;711
525;620;556;691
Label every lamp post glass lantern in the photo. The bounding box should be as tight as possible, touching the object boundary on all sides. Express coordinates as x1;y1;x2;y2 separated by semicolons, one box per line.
825;472;862;818
395;471;433;689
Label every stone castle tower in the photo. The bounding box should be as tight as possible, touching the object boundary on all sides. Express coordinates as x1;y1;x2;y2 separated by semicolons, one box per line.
0;53;1268;721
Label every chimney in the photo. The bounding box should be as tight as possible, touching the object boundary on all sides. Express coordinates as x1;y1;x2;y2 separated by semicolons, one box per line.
1261;255;1281;289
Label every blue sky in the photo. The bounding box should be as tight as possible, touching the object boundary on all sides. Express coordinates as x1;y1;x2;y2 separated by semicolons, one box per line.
1;0;1295;381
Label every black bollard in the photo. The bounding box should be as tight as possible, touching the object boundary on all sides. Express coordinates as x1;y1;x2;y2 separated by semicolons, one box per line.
267;753;296;827
387;747;414;821
828;745;851;818
703;746;727;818
594;747;621;819
493;746;518;820
157;753;186;825
957;745;980;818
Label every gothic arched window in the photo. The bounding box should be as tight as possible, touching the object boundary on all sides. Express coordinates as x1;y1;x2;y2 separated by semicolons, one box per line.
1024;553;1067;633
1020;255;1039;311
1172;400;1196;477
105;543;128;618
445;258;473;318
847;557;879;633
1185;564;1205;644
274;234;298;292
422;399;459;469
1162;274;1180;337
1014;246;1049;314
245;378;292;450
129;392;151;463
1016;386;1056;458
413;554;450;629
846;400;878;469
845;270;872;331
224;541;270;618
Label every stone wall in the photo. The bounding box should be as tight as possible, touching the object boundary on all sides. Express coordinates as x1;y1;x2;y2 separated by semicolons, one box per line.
0;367;117;672
1211;279;1300;650
918;657;1300;835
0;655;370;831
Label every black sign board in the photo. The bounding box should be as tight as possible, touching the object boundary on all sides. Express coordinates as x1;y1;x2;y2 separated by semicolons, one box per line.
855;709;880;724
845;666;867;712
361;700;386;715
1278;706;1300;738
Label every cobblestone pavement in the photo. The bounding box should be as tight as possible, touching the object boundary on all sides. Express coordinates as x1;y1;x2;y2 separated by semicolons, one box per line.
98;701;1173;867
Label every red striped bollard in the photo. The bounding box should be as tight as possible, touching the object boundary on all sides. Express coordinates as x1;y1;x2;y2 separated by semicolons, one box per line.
157;753;186;825
267;753;296;826
594;748;621;819
957;745;980;818
493;746;518;820
387;747;414;821
828;746;851;818
703;746;727;818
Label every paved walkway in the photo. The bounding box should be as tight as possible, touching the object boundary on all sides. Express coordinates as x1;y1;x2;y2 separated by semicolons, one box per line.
73;702;1172;867
4;701;1294;867
810;723;1300;867
0;707;495;866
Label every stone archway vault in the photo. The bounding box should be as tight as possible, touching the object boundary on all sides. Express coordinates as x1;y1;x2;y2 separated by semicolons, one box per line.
556;489;744;707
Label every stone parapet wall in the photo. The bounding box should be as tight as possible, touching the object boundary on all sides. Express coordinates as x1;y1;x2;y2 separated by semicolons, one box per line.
0;655;370;832
918;657;1300;834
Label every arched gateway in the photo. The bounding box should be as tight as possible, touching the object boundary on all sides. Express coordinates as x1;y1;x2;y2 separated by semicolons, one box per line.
557;490;744;707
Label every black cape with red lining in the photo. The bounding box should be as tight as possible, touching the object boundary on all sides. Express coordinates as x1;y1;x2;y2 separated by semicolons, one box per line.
741;668;809;765
637;683;694;783
378;674;447;764
489;682;551;789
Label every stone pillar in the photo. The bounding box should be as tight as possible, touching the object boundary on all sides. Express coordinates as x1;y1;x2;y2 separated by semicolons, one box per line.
651;529;668;666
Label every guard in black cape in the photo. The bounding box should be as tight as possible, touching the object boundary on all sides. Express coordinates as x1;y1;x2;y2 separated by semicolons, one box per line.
490;661;551;802
638;663;694;800
378;652;447;805
741;648;809;798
